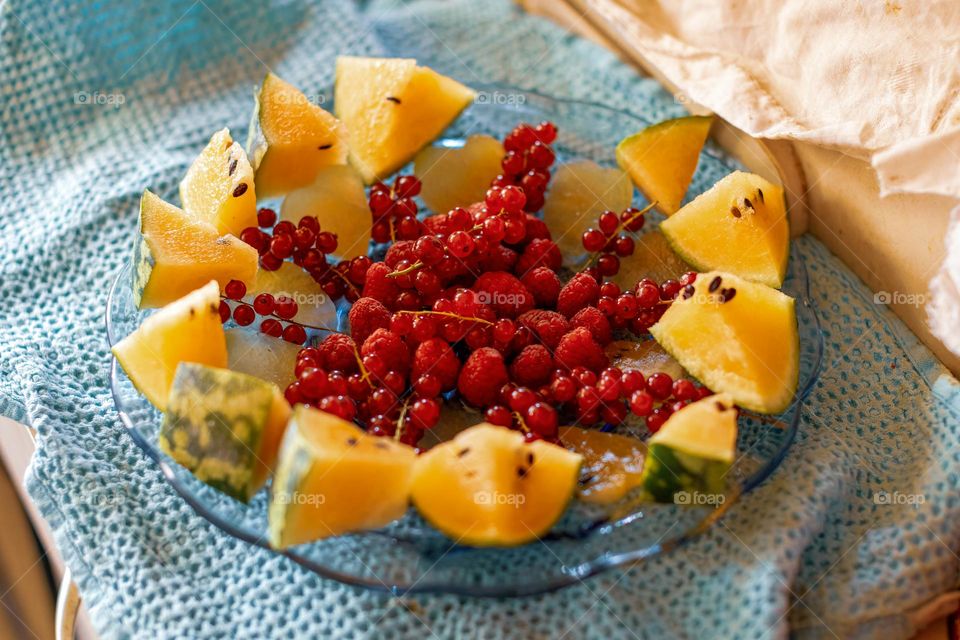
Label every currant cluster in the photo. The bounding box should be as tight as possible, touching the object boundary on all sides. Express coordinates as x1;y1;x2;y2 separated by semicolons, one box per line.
369;175;426;243
239;209;369;303
591;271;697;336
581;205;649;277
490;121;557;212
218;279;311;345
484;366;711;436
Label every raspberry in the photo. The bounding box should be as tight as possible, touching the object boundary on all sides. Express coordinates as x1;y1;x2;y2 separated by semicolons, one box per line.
411;338;460;391
360;328;410;374
524;214;551;242
478;244;518;273
570;306;612;346
520;266;561;307
348;297;391;345
384;240;417;268
517;309;570;349
515;238;562;275
556;272;600;317
317;333;358;373
509;344;554;387
472;271;535;318
555;327;608;372
458;347;509;407
362;262;400;308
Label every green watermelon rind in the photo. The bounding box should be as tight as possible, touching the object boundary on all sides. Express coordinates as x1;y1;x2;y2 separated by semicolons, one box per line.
641;443;730;504
159;363;274;503
267;417;316;548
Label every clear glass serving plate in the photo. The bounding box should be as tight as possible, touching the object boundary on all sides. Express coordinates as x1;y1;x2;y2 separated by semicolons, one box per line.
106;87;824;597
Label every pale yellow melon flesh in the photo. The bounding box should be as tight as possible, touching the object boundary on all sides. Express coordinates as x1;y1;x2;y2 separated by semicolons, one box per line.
559;427;646;504
280;164;372;260
334;56;475;183
133;190;258;309
269;407;416;548
616;115;712;215
610;230;690;292
661;171;789;287
411;424;582;546
249;73;348;198
542;160;634;266
179;128;258;236
112;281;228;410
249;262;338;331
414;135;504;214
650;271;798;413
225;328;302;391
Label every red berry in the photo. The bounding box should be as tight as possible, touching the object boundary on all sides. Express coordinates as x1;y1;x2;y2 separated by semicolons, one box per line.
270;234;294;259
458;347;509;407
218;300;230;323
348;297;392;345
621;370;646;394
257;208;277;228
576;386;602;414
557;273;600;317
294;226;315;250
550;376;576;402
636;281;660;309
319;395;356;421
660;279;682;301
485;405;513;427
527;142;554;170
613;235;635;257
601;402;627;426
517;310;570;349
509;344;554;388
412;338;461;391
224;279;247;300
274;296;298;320
620;207;645;232
447;230;475;258
556;327;608;372
598;210;619;235
315;231;338;254
509;387;538;413
233;304;255;326
597;254;620;277
596;375;622;402
282;324;307;344
525;402;558;437
394;175;422;198
680;271;698;286
253;293;275;316
629;390;654;416
570;306;612;345
414;374;442;399
646;407;671;433
520;266;562;307
299;368;328;399
502;151;525;175
410;398;440;429
298;216;320;233
500;185;527;212
534;121;557;144
260;318;283;337
672;379;699;402
647;372;674;399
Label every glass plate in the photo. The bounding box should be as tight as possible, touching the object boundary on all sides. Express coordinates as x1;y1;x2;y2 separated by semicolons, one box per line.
106;86;824;597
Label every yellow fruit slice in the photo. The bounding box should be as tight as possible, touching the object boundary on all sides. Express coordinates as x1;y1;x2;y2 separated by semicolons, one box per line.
413;135;504;214
559;426;646;504
248;73;348;198
112;281;227;410
411;424;582;546
133;190;258;308
661;171;789;287
250;262;338;330
159;363;290;502
616;115;712;215
650;271;798;413
542;160;633;265
610;230;690;292
179;128;258;236
225;328;302;391
641;393;737;503
269;407;416;547
334;56;475;183
280;164;372;260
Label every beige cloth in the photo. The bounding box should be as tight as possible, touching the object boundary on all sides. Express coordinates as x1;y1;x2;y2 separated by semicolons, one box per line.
524;0;960;359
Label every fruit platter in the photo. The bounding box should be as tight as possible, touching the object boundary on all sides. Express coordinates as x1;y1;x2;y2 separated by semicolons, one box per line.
106;57;823;595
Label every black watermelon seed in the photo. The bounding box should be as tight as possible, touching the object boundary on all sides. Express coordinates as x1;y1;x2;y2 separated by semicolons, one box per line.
730;206;742;218
346;437;358;446
227;158;238;176
526;452;534;465
232;183;248;197
208;303;218;314
682;284;695;299
715;402;728;411
757;188;764;202
386;96;401;104
721;288;737;303
318;143;333;150
744;198;753;210
517;466;528;478
708;276;722;292
457;447;471;458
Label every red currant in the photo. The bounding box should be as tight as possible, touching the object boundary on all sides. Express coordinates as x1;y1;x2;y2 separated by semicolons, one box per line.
257;208;277;228
598;210;619;235
525;402;558;437
485;405;513;427
647;372;674;400
233;304;255;326
274;296;298;320
282;324;307;344
629;390;654;416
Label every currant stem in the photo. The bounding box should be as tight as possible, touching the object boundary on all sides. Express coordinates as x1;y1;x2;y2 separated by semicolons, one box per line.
352;346;377;389
221;295;341;333
512;411;531;434
386;261;424;278
395;309;494;326
394;395;413;443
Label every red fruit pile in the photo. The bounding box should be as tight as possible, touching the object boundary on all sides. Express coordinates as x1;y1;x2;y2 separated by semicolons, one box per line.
218;279;312;345
240;209;370;303
223;120;712;447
